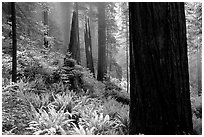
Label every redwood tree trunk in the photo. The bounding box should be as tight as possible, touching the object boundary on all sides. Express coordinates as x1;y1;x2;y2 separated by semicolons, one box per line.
97;2;107;81
11;2;17;83
68;4;80;64
84;16;95;76
129;2;193;135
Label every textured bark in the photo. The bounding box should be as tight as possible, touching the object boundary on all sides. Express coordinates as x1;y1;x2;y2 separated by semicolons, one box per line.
11;2;17;83
97;2;107;81
84;16;95;76
68;5;80;64
129;2;193;135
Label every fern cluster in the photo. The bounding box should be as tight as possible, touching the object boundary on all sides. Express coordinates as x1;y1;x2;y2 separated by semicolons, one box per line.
2;79;130;135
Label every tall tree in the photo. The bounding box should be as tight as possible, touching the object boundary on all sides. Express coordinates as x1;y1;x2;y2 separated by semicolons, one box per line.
121;2;129;92
185;2;202;96
84;16;95;76
43;5;49;48
105;2;121;81
97;2;107;81
129;2;193;134
117;2;130;90
68;3;80;64
11;2;17;83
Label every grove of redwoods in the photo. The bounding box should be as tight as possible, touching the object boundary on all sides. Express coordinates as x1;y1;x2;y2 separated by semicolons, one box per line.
2;2;202;135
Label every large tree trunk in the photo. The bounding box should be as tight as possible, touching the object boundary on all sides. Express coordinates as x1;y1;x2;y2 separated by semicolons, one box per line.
84;16;95;76
68;3;80;64
129;2;193;134
11;2;17;83
97;2;107;81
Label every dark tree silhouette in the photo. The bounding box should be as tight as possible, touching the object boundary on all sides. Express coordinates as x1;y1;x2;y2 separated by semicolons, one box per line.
11;2;17;83
68;3;80;64
97;2;107;81
129;2;193;134
43;6;49;48
84;16;95;76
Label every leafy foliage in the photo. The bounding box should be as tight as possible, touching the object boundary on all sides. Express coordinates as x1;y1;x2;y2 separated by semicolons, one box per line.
27;104;75;135
190;87;202;134
185;2;202;54
2;77;129;135
192;114;202;135
191;96;202;119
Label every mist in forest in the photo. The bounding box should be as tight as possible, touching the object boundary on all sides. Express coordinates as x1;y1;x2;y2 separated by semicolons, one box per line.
49;2;73;54
2;2;202;135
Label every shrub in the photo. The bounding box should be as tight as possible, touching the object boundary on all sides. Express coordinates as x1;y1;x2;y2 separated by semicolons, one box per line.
104;81;122;91
54;61;84;92
2;53;12;86
192;114;202;135
103;98;129;134
27;104;76;135
191;96;202;119
73;96;122;135
2;91;32;135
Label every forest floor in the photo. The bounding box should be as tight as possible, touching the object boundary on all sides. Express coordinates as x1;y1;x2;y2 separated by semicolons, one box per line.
2;51;202;135
2;56;130;135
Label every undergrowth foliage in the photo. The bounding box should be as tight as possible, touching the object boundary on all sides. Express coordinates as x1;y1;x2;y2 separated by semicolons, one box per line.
2;59;130;135
2;34;202;135
191;94;202;134
2;56;202;135
2;52;202;135
2;84;129;135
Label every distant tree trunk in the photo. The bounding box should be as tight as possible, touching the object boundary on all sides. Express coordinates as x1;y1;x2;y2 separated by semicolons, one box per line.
68;3;80;64
43;7;49;48
97;2;107;81
11;2;17;83
109;44;112;80
115;63;123;81
84;16;95;76
129;2;193;134
59;2;73;55
106;27;111;81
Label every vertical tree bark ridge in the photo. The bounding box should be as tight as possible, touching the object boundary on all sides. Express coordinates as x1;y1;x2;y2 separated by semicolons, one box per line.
68;8;81;64
97;2;107;81
11;2;17;83
84;16;95;76
129;2;193;134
